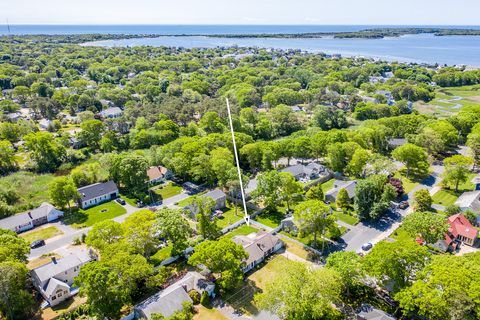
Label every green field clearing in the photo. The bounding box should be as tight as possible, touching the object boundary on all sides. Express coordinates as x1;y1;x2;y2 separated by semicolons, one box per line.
222;224;259;239
0;171;58;212
432;189;462;207
150;244;174;266
153;182;183;199
334;211;359;226
20;226;63;243
321;178;335;193
63;201;127;228
216;206;244;229
415;85;480;116
254;209;285;228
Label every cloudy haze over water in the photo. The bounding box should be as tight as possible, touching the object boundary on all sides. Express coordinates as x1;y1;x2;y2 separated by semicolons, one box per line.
2;0;480;25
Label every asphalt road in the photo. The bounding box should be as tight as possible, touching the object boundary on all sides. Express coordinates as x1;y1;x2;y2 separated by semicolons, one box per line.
28;192;190;259
338;164;445;253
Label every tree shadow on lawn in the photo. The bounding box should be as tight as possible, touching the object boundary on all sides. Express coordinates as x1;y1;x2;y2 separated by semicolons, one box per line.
222;279;262;316
62;209;88;226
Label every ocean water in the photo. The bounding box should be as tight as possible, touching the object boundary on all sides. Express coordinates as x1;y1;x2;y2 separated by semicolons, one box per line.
2;25;480;66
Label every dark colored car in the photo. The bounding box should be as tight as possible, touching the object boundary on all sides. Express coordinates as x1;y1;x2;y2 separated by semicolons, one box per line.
115;198;126;205
137;201;145;208
30;239;45;249
399;201;409;209
361;242;373;251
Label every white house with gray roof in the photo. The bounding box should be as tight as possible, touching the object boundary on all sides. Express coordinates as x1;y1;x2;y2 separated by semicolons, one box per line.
280;163;331;182
77;181;119;209
31;249;93;307
184;189;227;217
0;202;63;233
134;272;215;319
233;230;283;273
99;106;123;119
325;180;357;203
454;190;480;212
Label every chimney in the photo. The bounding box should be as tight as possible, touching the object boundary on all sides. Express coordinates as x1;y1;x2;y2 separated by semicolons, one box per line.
51;257;57;264
28;212;32;219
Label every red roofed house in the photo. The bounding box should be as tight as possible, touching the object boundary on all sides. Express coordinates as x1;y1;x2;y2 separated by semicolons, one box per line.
446;214;478;247
147;166;172;185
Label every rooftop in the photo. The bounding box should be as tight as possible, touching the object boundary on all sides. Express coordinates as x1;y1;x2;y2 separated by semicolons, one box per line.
202;189;226;201
77;181;118;202
448;213;478;240
0;202;61;231
32;250;92;284
136;272;212;318
233;230;282;266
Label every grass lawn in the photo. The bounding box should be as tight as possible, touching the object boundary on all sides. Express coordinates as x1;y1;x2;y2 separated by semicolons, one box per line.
334;211;359;226
254;209;285;228
20;226;63;244
150;244;174;266
27;253;62;270
415;85;480;116
222;225;259;239
223;255;291;316
153;182;183;200
280;236;310;260
321;178;335;193
121;194;138;207
41;295;86;320
391;226;414;242
442;173;476;191
393;172;419;194
0;171;57;212
194;305;228;320
432;189;462;206
216;206;244;229
63;201;127;228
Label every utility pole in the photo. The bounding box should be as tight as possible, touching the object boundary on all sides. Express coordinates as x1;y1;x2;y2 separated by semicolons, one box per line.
226;98;250;225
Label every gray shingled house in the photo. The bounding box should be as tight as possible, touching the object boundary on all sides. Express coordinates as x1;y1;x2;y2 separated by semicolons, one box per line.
77;181;119;209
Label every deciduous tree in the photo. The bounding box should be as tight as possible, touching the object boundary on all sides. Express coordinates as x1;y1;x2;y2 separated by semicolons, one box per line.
255;261;342;320
188;238;247;290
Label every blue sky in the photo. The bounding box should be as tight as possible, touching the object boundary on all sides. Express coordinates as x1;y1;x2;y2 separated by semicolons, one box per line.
2;0;480;25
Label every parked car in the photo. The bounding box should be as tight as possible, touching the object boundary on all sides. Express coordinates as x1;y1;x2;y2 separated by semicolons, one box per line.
361;242;373;251
30;239;45;249
398;201;409;209
116;198;126;205
137;201;145;208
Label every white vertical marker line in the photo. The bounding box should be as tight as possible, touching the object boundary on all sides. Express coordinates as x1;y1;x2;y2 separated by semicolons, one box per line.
226;98;250;225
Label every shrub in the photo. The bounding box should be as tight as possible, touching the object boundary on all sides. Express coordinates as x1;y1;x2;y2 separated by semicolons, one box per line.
200;291;210;307
188;290;201;304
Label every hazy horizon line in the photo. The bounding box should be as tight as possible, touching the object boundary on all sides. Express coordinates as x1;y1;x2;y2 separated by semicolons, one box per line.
3;23;480;27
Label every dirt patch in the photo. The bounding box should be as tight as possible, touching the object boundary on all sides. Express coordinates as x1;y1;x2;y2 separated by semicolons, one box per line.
467;96;480;103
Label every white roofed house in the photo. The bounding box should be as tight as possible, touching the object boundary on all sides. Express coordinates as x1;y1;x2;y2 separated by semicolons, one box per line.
232;230;284;273
77;181;119;209
98;106;123;119
0;202;63;233
30;249;93;307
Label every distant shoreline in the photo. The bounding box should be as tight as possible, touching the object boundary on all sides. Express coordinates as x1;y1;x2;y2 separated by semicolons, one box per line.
2;26;480;39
